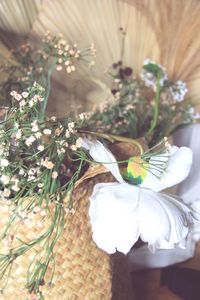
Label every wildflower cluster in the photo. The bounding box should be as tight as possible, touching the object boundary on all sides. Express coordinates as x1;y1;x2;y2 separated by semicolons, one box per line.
43;32;96;72
0;83;91;297
87;59;197;145
0;32;95;107
0;84;89;202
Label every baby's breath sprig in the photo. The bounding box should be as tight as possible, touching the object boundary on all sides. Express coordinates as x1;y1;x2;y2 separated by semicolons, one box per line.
0;83;91;297
0;32;95;112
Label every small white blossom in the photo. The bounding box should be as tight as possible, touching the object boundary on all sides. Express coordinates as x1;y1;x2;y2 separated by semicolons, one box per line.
19;169;25;176
65;60;70;66
38;183;44;188
3;188;11;198
29;99;34;107
10;91;17;97
22;92;29;98
76;137;83;148
55;127;62;136
56;65;62;71
35;132;42;139
65;129;70;138
71;145;77;151
43;129;51;135
32;125;39;132
0;159;9;167
0;175;10;185
15;93;23;101
169;80;188;102
52;171;58;179
16;129;22;140
19;99;26;107
25;136;35;146
41;158;54;169
50;116;56;121
27;175;36;182
141;58;168;89
79;113;86;120
12;184;20;192
28;168;37;176
37;145;44;151
68;122;75;129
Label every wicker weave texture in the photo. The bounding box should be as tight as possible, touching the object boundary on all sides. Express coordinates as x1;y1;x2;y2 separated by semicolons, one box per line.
0;175;112;300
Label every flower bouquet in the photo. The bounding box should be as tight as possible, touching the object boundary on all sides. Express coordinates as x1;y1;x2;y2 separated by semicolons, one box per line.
0;32;199;299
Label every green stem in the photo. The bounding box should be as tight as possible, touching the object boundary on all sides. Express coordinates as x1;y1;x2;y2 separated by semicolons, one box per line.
146;76;161;137
40;62;56;121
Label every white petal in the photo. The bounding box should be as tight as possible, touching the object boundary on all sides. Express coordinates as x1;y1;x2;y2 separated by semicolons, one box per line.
141;146;193;192
139;189;195;251
89;182;139;254
82;138;124;183
89;182;196;255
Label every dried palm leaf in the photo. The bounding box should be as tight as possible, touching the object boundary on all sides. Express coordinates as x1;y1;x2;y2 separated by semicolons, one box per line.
0;0;42;34
0;0;200;113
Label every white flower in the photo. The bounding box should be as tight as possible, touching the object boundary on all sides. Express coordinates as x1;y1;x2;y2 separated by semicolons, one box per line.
56;65;62;71
19;99;26;107
68;122;75;129
22;92;29;98
3;188;11;198
29;99;34;107
50;116;56;121
28;168;37;176
83;139;195;254
16;129;22;140
90;182;196;254
65;129;70;138
75;137;83;148
12;93;22;101
32;124;39;132
79;113;86;120
19;169;25;176
35;132;42;139
25;136;35;146
37;145;44;151
52;171;58;179
0;175;10;185
169;80;188;102
12;184;20;192
41;158;54;169
71;145;77;151
141;58;168;89
10;91;17;97
43;129;51;135
0;159;9;167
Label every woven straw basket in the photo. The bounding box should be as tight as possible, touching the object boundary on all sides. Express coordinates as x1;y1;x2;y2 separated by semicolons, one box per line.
0;172;113;300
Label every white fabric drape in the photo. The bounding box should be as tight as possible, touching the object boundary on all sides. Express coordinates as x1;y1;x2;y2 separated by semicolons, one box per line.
128;124;200;270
